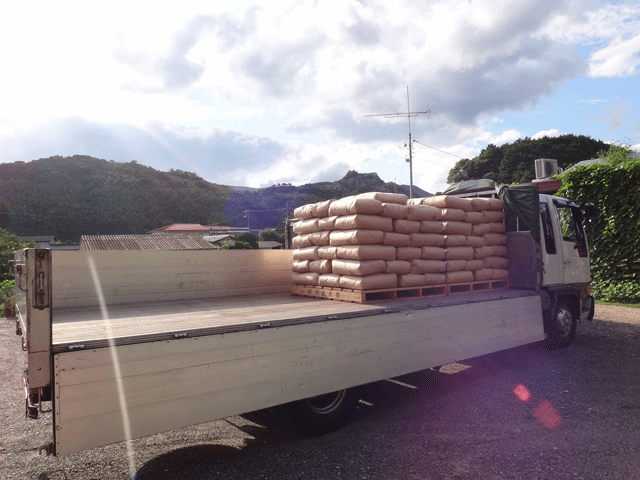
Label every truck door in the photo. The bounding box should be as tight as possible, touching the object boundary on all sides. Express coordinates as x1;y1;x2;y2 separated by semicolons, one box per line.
554;201;590;285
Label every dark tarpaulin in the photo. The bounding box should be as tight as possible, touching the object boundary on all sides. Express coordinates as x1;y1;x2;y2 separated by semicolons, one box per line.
498;184;540;244
444;180;540;244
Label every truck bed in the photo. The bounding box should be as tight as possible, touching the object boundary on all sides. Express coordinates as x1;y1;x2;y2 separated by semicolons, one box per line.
52;289;536;352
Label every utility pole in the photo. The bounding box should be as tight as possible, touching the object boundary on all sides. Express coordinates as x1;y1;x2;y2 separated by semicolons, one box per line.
365;86;430;198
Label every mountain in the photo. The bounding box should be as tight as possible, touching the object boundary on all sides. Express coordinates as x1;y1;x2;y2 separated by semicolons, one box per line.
0;156;429;242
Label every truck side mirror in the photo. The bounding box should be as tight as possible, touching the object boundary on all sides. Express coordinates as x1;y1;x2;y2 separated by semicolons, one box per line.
582;203;597;226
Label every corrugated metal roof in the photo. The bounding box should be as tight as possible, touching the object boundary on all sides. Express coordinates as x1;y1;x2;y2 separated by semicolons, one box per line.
80;234;216;251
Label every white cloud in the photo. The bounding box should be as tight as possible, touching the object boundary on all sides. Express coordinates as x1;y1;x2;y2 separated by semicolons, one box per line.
532;128;564;139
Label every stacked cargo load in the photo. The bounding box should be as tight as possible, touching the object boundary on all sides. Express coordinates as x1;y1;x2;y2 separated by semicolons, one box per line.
291;192;508;301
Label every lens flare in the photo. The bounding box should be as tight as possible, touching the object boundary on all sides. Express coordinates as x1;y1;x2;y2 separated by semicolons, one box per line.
513;384;531;402
88;255;137;478
534;400;562;429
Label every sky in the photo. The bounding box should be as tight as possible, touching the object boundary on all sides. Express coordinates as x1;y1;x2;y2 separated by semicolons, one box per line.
1;0;639;195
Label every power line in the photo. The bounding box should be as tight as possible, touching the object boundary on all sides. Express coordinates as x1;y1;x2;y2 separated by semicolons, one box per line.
413;140;465;159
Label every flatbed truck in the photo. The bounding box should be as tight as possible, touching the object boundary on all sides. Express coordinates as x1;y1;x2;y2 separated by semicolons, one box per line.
11;187;595;456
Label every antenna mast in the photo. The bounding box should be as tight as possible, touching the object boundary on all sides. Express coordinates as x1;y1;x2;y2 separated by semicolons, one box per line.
365;86;430;198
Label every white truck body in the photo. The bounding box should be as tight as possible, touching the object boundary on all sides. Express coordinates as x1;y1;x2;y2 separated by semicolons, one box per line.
12;191;594;457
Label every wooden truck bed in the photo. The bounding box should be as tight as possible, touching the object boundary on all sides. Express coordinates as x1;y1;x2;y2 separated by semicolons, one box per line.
52;289;534;351
17;249;545;455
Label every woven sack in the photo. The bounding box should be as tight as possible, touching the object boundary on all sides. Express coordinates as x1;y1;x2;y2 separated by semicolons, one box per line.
293;218;321;234
492;245;508;256
466;259;484;271
493;268;509;279
421;195;473;212
328;197;383;216
357;192;408;205
385;260;411;274
292;246;320;261
292;260;310;273
393;219;421;234
410;259;446;273
339;274;397;290
335;214;393;232
293;204;314;220
483;233;507;245
474;246;494;259
292;272;319;285
483;256;508;269
332;259;387;276
381;203;409;219
396;247;423;260
421;246;446;260
317;246;339;259
337;245;396;261
308;231;330;246
439;208;467;222
465;211;484;224
425;273;446;285
445;246;474;260
420;220;445;233
474;268;494;281
446;271;474;284
318;274;341;288
319;216;339;231
383;232;410;247
406;205;440;221
445;260;467;272
292;234;313;249
398;274;427;287
482;210;505;222
309;259;333;274
444;235;467;247
311;200;334;218
329;230;385;246
409;233;445;247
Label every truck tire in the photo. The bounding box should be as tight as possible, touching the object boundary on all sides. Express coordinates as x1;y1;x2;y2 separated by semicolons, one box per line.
275;388;359;436
544;298;577;350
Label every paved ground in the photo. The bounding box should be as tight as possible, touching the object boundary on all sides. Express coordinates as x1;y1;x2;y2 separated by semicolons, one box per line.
1;304;639;480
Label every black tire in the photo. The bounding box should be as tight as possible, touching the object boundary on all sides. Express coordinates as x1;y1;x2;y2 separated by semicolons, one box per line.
544;298;577;349
274;388;359;436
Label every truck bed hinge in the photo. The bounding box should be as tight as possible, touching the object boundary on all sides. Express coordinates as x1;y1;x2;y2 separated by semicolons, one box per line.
39;443;53;456
67;344;85;351
173;332;188;338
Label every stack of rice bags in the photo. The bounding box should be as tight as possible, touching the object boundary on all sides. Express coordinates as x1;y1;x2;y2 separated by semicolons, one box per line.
407;195;508;285
291;192;508;292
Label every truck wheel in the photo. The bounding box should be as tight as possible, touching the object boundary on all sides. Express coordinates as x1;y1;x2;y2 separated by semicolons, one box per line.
275;388;359;436
545;299;577;349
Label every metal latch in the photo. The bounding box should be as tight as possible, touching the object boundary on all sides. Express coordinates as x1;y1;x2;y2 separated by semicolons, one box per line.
32;249;50;310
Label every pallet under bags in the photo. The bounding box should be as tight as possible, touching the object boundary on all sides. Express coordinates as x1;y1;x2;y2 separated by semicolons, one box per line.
291;192;509;291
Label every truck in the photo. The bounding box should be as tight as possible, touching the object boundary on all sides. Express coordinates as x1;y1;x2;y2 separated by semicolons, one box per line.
11;182;595;457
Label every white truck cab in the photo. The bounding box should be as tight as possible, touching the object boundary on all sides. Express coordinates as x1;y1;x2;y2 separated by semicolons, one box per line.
446;181;595;348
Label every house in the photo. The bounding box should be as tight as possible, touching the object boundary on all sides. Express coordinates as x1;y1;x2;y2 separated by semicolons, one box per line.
149;224;249;236
79;234;216;251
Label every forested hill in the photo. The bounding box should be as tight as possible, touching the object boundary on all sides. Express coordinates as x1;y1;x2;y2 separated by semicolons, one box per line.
447;134;609;185
0;156;427;242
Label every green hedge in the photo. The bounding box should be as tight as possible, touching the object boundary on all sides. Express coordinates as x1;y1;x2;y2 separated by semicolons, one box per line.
558;156;640;303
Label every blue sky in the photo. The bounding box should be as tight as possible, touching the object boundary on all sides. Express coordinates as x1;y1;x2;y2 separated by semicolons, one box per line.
1;0;639;194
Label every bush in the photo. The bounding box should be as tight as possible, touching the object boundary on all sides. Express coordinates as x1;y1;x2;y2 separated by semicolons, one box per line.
557;147;640;303
1;279;16;317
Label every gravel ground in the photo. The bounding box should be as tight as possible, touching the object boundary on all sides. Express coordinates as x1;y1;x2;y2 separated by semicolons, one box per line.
1;304;639;480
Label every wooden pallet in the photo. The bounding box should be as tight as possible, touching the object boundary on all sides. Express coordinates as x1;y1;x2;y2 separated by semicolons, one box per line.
291;279;509;304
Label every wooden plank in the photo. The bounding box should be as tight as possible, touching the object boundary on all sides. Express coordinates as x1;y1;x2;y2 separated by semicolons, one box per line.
53;294;545;455
52;250;293;308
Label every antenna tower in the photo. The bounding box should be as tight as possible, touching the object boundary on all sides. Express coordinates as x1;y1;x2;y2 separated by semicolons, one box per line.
365;86;430;198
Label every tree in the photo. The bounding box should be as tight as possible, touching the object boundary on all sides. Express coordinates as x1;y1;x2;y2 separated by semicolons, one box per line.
447;135;608;185
258;228;284;244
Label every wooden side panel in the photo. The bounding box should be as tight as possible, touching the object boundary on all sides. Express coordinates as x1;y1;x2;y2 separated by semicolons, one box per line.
53;294;544;456
51;250;293;308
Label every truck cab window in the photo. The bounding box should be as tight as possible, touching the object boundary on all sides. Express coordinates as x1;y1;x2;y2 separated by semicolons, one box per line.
556;204;588;257
540;203;556;254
